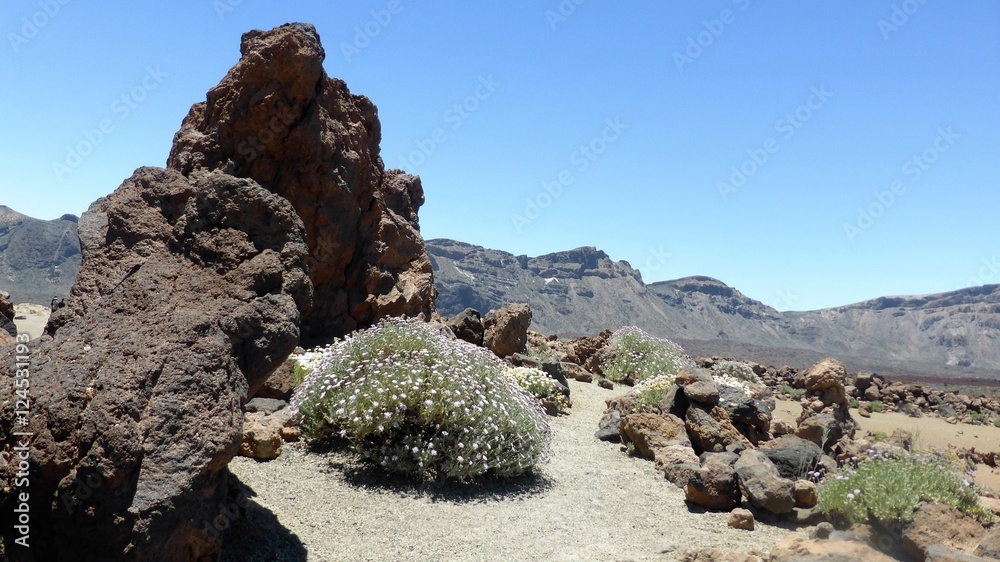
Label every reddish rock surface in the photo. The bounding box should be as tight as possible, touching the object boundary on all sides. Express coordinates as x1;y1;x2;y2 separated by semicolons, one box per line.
168;23;435;340
0;168;310;560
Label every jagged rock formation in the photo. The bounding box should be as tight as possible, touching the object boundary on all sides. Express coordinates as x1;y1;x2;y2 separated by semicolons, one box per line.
168;23;435;340
0;166;311;560
0;205;80;305
429;238;1000;379
0;291;14;343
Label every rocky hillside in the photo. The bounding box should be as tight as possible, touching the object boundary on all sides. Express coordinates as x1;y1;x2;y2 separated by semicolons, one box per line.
0;205;80;305
429;239;1000;379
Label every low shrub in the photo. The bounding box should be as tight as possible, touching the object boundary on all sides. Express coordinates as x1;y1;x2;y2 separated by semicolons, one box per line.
711;360;763;395
601;326;690;385
819;449;992;527
632;374;677;412
507;366;570;415
969;410;986;423
849;398;860;409
869;400;885;413
779;384;805;400
289;318;553;482
994;419;1000;429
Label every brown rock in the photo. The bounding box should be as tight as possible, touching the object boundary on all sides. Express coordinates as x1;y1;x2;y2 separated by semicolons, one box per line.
792;480;819;508
620;413;690;459
167;23;435;340
446;308;484;346
676;367;721;406
734;450;795;514
902;503;987;562
675;548;766;562
560;361;593;383
241;417;284;460
253;354;298;400
654;444;701;487
483;303;532;357
685;453;742;511
728;508;755;531
795;413;846;451
686;405;754;454
771;419;794;436
0;168;310;560
976;527;1000;558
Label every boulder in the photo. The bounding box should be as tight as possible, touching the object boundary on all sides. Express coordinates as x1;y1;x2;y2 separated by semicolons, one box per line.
727;508;755;531
595;408;623;442
976;527;1000;558
241;417;284;460
252;354;298;401
902;503;987;562
619;413;690;459
686;405;753;454
792;480;819;508
925;544;995;561
167;23;435;341
795;413;846;451
734;450;795;514
446;307;484;346
675;367;720;406
654;444;701;488
685;453;741;511
759;435;824;480
483;303;532;357
560;361;593;383
0;168;310;560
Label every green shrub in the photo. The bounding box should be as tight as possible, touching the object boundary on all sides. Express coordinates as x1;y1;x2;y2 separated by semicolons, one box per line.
632;374;677;411
601;326;690;385
819;450;992;527
289;318;553;482
969;411;986;423
507;366;570;415
993;419;1000;429
849;398;860;409
779;384;805;400
869;400;885;413
292;361;312;387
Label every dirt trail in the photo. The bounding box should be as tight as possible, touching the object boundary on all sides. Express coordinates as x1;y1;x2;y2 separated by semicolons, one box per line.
227;380;791;561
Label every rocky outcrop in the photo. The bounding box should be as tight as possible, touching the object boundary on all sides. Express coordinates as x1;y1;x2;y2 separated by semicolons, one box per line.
795;359;856;452
168;23;435;340
734;450;795;514
446;308;484;346
483;304;531;357
685;452;741;510
901;503;987;562
0;167;311;560
0;291;15;343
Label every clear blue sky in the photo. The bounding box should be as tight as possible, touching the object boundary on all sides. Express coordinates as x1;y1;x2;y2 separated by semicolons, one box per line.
2;1;998;311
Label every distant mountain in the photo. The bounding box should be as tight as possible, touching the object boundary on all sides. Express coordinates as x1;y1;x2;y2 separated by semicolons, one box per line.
428;238;1000;379
0;206;81;305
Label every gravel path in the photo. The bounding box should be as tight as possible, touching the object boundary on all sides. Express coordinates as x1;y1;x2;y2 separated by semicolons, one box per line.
226;380;792;561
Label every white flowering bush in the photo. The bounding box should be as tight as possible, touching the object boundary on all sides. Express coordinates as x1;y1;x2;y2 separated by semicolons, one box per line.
632;374;676;411
289;318;553;482
602;326;691;385
506;366;570;415
711;360;764;396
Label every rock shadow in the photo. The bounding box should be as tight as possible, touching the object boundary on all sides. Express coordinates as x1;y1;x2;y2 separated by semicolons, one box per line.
221;474;308;562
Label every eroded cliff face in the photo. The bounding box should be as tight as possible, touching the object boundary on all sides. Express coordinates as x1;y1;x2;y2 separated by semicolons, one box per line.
168;22;435;340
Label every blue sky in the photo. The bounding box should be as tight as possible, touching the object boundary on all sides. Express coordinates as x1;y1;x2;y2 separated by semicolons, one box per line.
2;1;998;311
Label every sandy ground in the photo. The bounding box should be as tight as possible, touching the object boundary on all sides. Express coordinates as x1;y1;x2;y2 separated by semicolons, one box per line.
772;399;1000;492
227;380;792;562
12;304;50;339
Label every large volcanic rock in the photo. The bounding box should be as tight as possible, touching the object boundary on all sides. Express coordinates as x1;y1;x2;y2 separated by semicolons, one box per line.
167;22;435;340
0;291;15;343
0;167;311;560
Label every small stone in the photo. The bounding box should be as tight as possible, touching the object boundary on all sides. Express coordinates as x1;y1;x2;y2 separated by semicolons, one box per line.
598;379;614;390
793;480;819;508
728;508;755;531
811;522;834;540
279;426;301;442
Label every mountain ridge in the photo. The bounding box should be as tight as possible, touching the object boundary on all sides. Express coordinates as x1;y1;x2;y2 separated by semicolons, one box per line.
428;238;1000;378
